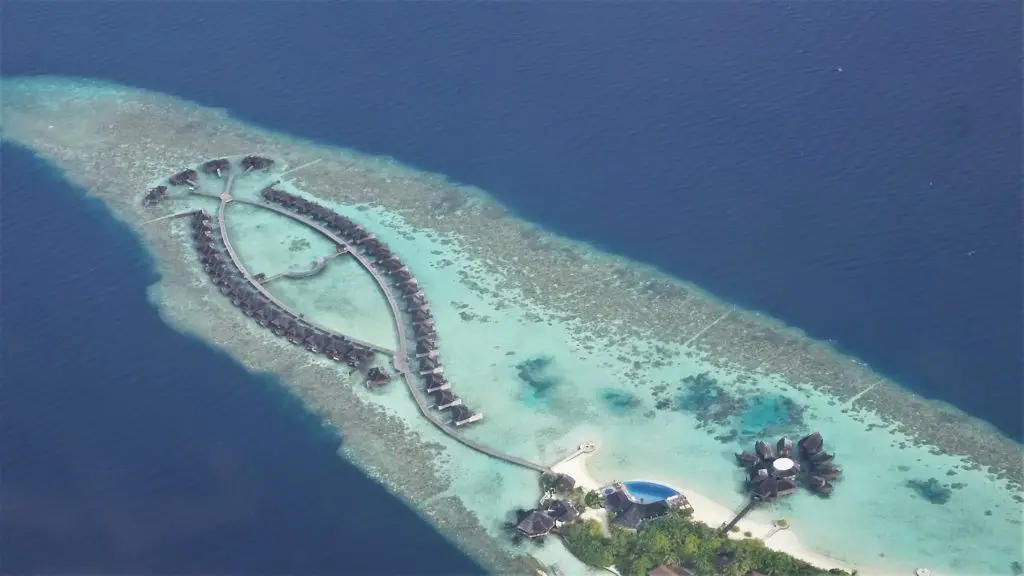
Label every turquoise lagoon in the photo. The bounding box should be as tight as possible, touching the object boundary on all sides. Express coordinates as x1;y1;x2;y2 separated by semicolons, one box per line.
2;77;1021;575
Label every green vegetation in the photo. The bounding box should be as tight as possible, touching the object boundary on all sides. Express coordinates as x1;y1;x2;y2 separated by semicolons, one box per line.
561;509;848;576
584;490;603;509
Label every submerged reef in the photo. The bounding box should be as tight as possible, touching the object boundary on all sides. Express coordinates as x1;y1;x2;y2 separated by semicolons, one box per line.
599;388;642;414
516;356;560;406
654;372;806;443
3;78;1022;574
906;477;953;505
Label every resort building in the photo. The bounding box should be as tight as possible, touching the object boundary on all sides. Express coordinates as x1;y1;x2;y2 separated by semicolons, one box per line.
168;168;198;187
366;367;391;389
432;389;461;410
545;499;578;525
143;185;167;206
426;374;450;392
201;158;230;178
516;510;556;540
449;405;482;427
240;154;274;173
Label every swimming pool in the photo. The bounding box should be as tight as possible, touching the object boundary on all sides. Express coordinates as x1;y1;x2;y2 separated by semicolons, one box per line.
622;480;680;503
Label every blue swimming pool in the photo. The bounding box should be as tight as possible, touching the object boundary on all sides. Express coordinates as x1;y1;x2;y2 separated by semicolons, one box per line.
622;481;680;503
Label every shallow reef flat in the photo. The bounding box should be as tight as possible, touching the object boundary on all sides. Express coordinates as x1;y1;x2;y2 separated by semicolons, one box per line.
3;76;1021;575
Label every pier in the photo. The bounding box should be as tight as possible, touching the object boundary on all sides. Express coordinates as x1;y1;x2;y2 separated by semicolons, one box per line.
155;159;549;475
235;195;550;474
258;250;346;283
211;177;391;356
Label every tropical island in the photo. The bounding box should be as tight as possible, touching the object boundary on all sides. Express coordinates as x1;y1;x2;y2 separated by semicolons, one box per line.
507;442;859;576
561;509;842;576
5;77;1021;575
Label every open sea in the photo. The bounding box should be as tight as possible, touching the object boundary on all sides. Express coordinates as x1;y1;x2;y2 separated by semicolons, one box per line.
3;2;1021;572
0;145;482;574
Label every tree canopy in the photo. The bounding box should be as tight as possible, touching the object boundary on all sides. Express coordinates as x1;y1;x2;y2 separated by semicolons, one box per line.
560;509;845;576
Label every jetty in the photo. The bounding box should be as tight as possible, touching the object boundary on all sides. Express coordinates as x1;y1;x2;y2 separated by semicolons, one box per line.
148;157;549;475
210;176;390;356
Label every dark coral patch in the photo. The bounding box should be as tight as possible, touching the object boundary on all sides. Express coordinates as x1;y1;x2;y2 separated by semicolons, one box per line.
906;477;952;504
599;388;642;414
516;356;559;407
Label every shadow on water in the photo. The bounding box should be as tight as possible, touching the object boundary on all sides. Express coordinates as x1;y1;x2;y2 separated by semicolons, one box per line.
0;145;483;574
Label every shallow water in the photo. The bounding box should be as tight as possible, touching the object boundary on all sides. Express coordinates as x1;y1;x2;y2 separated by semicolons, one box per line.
2;77;1021;575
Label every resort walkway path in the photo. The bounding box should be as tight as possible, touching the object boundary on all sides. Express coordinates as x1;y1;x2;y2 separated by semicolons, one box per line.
205;181;549;474
206;181;392;356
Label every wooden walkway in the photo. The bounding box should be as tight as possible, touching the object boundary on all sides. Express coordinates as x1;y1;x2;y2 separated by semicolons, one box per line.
190;178;548;474
208;180;392;356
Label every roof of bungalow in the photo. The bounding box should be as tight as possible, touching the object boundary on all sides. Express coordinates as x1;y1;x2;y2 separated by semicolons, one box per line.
546;499;578;523
450;405;472;421
516;510;556;538
432;389;456;404
605;489;632;513
611;500;669;530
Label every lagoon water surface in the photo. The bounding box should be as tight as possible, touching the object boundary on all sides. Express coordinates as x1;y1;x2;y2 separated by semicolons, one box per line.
2;77;1021;575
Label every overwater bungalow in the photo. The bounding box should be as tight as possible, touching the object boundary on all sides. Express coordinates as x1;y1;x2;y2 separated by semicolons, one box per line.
196;238;218;254
414;322;437;339
404;292;427;312
419;356;442;375
394;271;417;286
432;389;461;409
269;313;290;336
143;185;168;206
354;231;376;245
169;168;198;187
411;309;432;326
450;405;482;427
809;450;834;464
261;187;284;202
798;432;824;458
364;239;388;258
425;374;450;392
346;347;372;367
240;155;274;173
254;305;271;327
735;451;759;468
305;332;328;353
777;436;793;458
754;440;775;461
284;324;304;344
808;475;833;495
813;462;841;481
324;336;351;361
516;510;556;539
366;367;391;389
325;214;355;233
201;158;231;178
416;338;437;358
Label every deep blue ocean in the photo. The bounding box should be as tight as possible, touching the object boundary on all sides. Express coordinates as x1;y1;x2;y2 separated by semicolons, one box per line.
2;2;1021;571
0;146;482;573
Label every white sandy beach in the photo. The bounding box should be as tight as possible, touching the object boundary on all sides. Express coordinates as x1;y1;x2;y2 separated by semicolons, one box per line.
550;449;869;575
